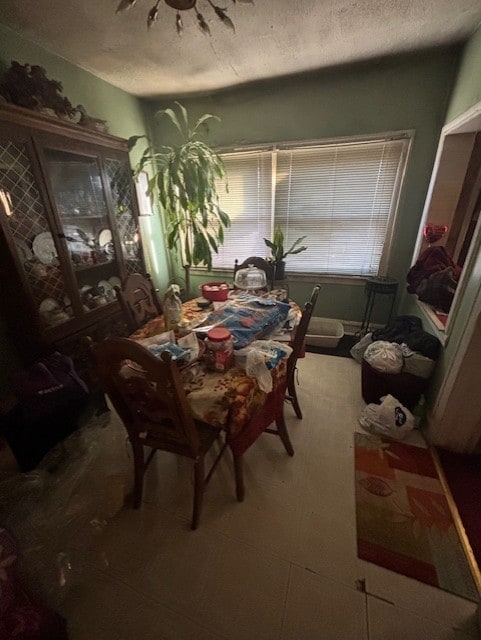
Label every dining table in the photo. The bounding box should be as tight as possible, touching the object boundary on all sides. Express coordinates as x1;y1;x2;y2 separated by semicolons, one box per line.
129;290;301;458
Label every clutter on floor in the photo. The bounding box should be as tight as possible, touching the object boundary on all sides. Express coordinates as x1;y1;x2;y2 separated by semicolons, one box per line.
350;315;441;410
0;526;69;639
0;352;90;471
358;394;415;440
0;409;131;609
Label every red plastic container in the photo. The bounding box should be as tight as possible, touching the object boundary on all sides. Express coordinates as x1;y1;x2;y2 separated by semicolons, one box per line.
199;282;230;302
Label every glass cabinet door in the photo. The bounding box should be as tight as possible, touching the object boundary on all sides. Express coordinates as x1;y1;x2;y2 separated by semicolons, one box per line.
0;140;72;330
104;158;142;276
43;148;122;315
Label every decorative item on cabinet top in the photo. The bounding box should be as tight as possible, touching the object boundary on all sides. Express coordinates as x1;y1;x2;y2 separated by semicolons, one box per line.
0;61;76;119
0;62;110;132
75;105;109;133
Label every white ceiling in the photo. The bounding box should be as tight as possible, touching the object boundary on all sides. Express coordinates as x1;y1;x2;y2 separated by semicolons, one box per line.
0;0;481;98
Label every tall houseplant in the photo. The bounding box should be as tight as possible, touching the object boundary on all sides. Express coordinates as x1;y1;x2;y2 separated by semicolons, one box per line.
132;102;230;295
263;226;307;280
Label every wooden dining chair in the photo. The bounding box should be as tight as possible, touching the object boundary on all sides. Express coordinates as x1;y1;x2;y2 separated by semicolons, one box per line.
286;285;321;419
89;337;243;530
233;256;275;290
226;362;295;493
114;273;162;333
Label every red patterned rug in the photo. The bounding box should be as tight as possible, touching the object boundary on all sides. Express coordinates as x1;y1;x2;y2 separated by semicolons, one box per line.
354;432;480;601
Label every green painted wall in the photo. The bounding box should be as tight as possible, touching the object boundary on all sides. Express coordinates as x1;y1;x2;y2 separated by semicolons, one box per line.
146;48;460;315
445;26;481;124
0;24;168;395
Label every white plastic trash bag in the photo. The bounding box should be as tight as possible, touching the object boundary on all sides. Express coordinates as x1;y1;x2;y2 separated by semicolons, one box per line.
350;332;373;363
235;340;292;393
363;340;403;374
359;394;415;440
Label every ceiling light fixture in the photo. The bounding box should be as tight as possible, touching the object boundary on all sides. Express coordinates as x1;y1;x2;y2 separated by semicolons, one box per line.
116;0;252;36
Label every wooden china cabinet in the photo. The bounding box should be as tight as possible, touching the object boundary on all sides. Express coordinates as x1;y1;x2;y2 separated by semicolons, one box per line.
0;103;145;383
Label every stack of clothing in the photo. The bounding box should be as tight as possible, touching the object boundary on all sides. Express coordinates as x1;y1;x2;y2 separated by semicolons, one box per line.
406;246;461;312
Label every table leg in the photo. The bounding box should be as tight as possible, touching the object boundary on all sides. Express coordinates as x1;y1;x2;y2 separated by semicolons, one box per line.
275;413;294;457
233;453;245;502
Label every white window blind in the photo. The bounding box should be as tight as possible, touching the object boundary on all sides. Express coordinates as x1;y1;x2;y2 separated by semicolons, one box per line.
211;151;272;269
211;136;409;276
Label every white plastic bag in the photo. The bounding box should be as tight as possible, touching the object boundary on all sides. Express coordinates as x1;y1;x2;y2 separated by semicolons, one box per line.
359;394;414;440
363;340;403;374
235;340;292;393
350;332;373;363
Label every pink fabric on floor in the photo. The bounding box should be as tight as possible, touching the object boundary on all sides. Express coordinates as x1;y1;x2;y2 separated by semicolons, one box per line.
0;527;69;639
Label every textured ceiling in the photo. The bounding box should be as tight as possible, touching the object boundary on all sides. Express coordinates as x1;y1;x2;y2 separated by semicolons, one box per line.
0;0;480;97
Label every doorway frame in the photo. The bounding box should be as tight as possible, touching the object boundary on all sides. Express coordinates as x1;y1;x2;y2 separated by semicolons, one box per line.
414;98;481;425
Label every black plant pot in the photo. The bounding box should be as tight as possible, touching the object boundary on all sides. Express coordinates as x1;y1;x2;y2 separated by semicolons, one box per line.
274;260;285;281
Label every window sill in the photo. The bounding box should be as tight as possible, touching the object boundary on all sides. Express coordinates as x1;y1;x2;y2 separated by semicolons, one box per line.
285;272;366;286
416;300;448;346
192;267;367;286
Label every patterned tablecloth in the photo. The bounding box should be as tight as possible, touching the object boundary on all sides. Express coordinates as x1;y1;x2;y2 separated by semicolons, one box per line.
130;294;299;438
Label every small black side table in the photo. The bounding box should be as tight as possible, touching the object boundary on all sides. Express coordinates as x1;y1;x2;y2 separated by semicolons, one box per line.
359;276;398;336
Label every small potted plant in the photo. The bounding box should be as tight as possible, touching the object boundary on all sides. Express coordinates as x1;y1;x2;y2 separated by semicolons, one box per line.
263;226;307;280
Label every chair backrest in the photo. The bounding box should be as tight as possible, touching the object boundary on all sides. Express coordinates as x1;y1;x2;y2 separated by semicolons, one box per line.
90;337;202;456
287;285;321;381
233;256;275;290
114;273;162;333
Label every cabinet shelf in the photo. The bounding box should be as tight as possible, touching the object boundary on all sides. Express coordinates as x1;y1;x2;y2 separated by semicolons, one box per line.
73;261;116;273
61;214;105;220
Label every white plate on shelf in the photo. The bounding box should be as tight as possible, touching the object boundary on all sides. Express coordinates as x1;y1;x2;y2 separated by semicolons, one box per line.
98;228;112;248
98;279;115;301
108;276;121;289
39;298;60;314
33;232;57;265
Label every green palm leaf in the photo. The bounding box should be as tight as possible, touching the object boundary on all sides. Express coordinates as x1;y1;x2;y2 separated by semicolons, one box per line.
131;102;231;271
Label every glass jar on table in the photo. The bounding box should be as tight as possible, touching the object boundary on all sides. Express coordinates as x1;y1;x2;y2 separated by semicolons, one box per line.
204;327;234;372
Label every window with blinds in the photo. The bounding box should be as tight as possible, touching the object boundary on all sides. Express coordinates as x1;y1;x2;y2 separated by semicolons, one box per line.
211;150;272;268
212;135;411;276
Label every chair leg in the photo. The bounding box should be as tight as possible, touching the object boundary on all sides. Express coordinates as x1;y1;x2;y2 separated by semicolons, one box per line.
131;442;145;509
192;456;205;530
287;376;303;419
233;453;245;502
276;412;294;457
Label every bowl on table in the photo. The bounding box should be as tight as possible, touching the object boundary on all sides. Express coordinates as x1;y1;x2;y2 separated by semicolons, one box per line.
199;282;230;302
197;297;212;310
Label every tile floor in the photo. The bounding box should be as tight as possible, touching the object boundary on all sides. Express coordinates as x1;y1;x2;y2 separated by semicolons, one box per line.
57;353;481;639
